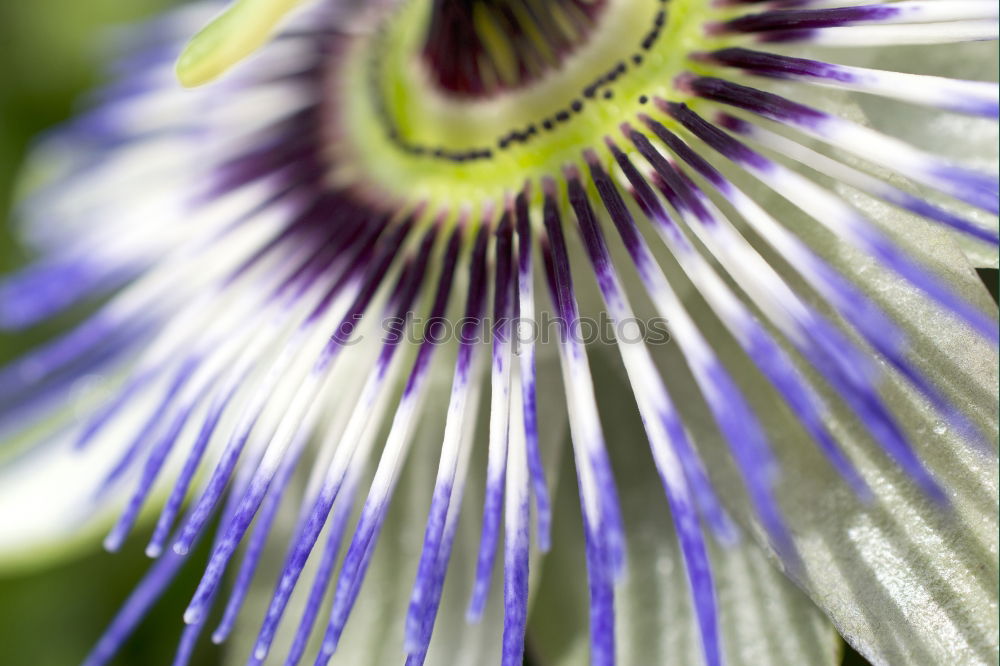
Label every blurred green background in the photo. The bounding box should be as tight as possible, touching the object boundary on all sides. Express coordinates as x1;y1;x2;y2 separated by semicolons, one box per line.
0;1;222;664
0;1;989;665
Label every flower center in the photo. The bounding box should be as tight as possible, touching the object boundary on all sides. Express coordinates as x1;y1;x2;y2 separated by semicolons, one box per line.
327;0;723;212
420;0;609;98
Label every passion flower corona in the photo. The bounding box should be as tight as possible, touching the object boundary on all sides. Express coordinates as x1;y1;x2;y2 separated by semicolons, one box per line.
0;1;997;665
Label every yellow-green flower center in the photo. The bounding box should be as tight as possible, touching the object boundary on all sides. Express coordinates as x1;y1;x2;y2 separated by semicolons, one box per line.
329;0;726;213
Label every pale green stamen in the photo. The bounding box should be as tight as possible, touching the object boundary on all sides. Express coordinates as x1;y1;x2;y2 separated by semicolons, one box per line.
176;0;302;87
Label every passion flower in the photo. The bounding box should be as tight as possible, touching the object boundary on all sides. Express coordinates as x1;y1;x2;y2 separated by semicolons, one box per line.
0;1;997;665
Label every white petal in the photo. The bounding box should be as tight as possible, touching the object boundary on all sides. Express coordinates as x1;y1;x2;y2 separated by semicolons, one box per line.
851;42;1000;268
0;436;121;571
703;129;999;665
222;344;568;664
779;190;998;666
528;351;842;666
